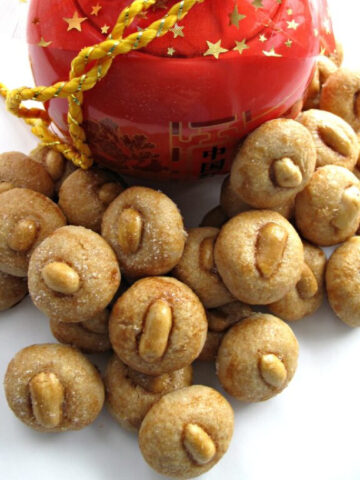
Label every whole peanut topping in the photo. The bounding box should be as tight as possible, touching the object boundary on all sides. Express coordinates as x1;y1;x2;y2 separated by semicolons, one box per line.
0;181;13;194
259;354;287;388
45;150;65;181
199;236;215;272
183;423;216;465
29;372;65;428
41;262;80;295
98;183;123;205
117;207;143;254
256;223;288;278
273;157;303;188
331;185;360;230
138;299;172;363
318;124;352;157
296;264;318;300
7;218;37;252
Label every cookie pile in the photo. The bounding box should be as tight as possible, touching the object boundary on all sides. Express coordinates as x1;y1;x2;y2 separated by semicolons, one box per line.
2;45;360;479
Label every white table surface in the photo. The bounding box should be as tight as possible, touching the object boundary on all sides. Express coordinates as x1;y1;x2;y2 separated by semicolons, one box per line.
1;1;360;480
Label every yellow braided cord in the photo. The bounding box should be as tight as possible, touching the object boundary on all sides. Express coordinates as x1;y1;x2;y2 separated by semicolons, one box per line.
3;0;203;169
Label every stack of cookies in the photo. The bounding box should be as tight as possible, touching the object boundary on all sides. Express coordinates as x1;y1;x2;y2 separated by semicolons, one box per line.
2;44;360;479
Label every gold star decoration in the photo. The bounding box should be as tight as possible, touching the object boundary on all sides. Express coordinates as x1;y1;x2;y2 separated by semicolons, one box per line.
167;47;175;56
252;0;264;9
63;11;87;32
285;39;293;48
101;24;110;35
229;5;246;29
259;34;267;43
91;4;102;16
320;46;326;56
204;40;228;60
170;24;184;39
233;39;249;55
263;47;282;57
287;19;299;30
287;8;293;15
37;37;52;48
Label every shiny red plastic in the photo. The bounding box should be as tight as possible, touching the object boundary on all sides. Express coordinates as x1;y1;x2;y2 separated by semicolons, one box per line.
27;0;335;179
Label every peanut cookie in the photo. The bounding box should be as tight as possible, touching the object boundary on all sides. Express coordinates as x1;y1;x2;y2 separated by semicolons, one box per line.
200;206;228;228
0;151;54;197
28;226;120;322
30;145;67;183
105;356;192;431
326;236;360;327
269;242;326;321
109;277;207;376
198;301;253;361
58;168;125;232
320;68;360;132
214;210;304;305
139;385;234;479
217;314;299;402
49;309;111;353
173;227;233;308
298;109;359;170
295;165;360;245
230;119;316;208
4;343;104;432
0;271;27;311
0;188;66;277
102;186;186;279
303;56;338;110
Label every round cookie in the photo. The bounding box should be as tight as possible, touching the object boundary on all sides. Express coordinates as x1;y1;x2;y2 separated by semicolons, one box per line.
172;227;234;309
216;314;299;402
214;210;304;305
0;188;66;277
4;343;105;432
28;226;121;322
109;277;207;376
303;56;338;110
0;271;27;311
58;168;125;232
49;309;111;353
139;385;234;479
0;151;54;197
200;206;228;228
230;119;316;208
268;242;326;322
198;301;253;361
30;145;67;183
295;165;360;246
102;186;186;279
297;110;359;170
320;68;360;132
105;356;192;431
326;236;360;327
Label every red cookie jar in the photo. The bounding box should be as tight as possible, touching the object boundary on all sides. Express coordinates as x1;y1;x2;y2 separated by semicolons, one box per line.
27;0;335;180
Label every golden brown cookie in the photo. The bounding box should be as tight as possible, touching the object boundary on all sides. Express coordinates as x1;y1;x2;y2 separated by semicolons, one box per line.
0;188;66;277
102;186;186;279
297;109;359;170
0;151;54;197
30;145;67;183
173;227;233;309
109;277;207;376
198;301;253;361
230;119;316;208
139;385;234;479
217;314;299;402
303;56;338;110
268;242;326;321
200;205;228;228
105;356;192;431
295;165;360;245
4;343;104;432
49;309;111;353
326;236;360;327
28;225;121;322
214;210;304;305
320;68;360;132
58;168;125;232
0;271;27;311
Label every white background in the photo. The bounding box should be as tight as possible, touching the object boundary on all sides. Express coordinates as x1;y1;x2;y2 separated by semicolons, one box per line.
0;1;360;480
